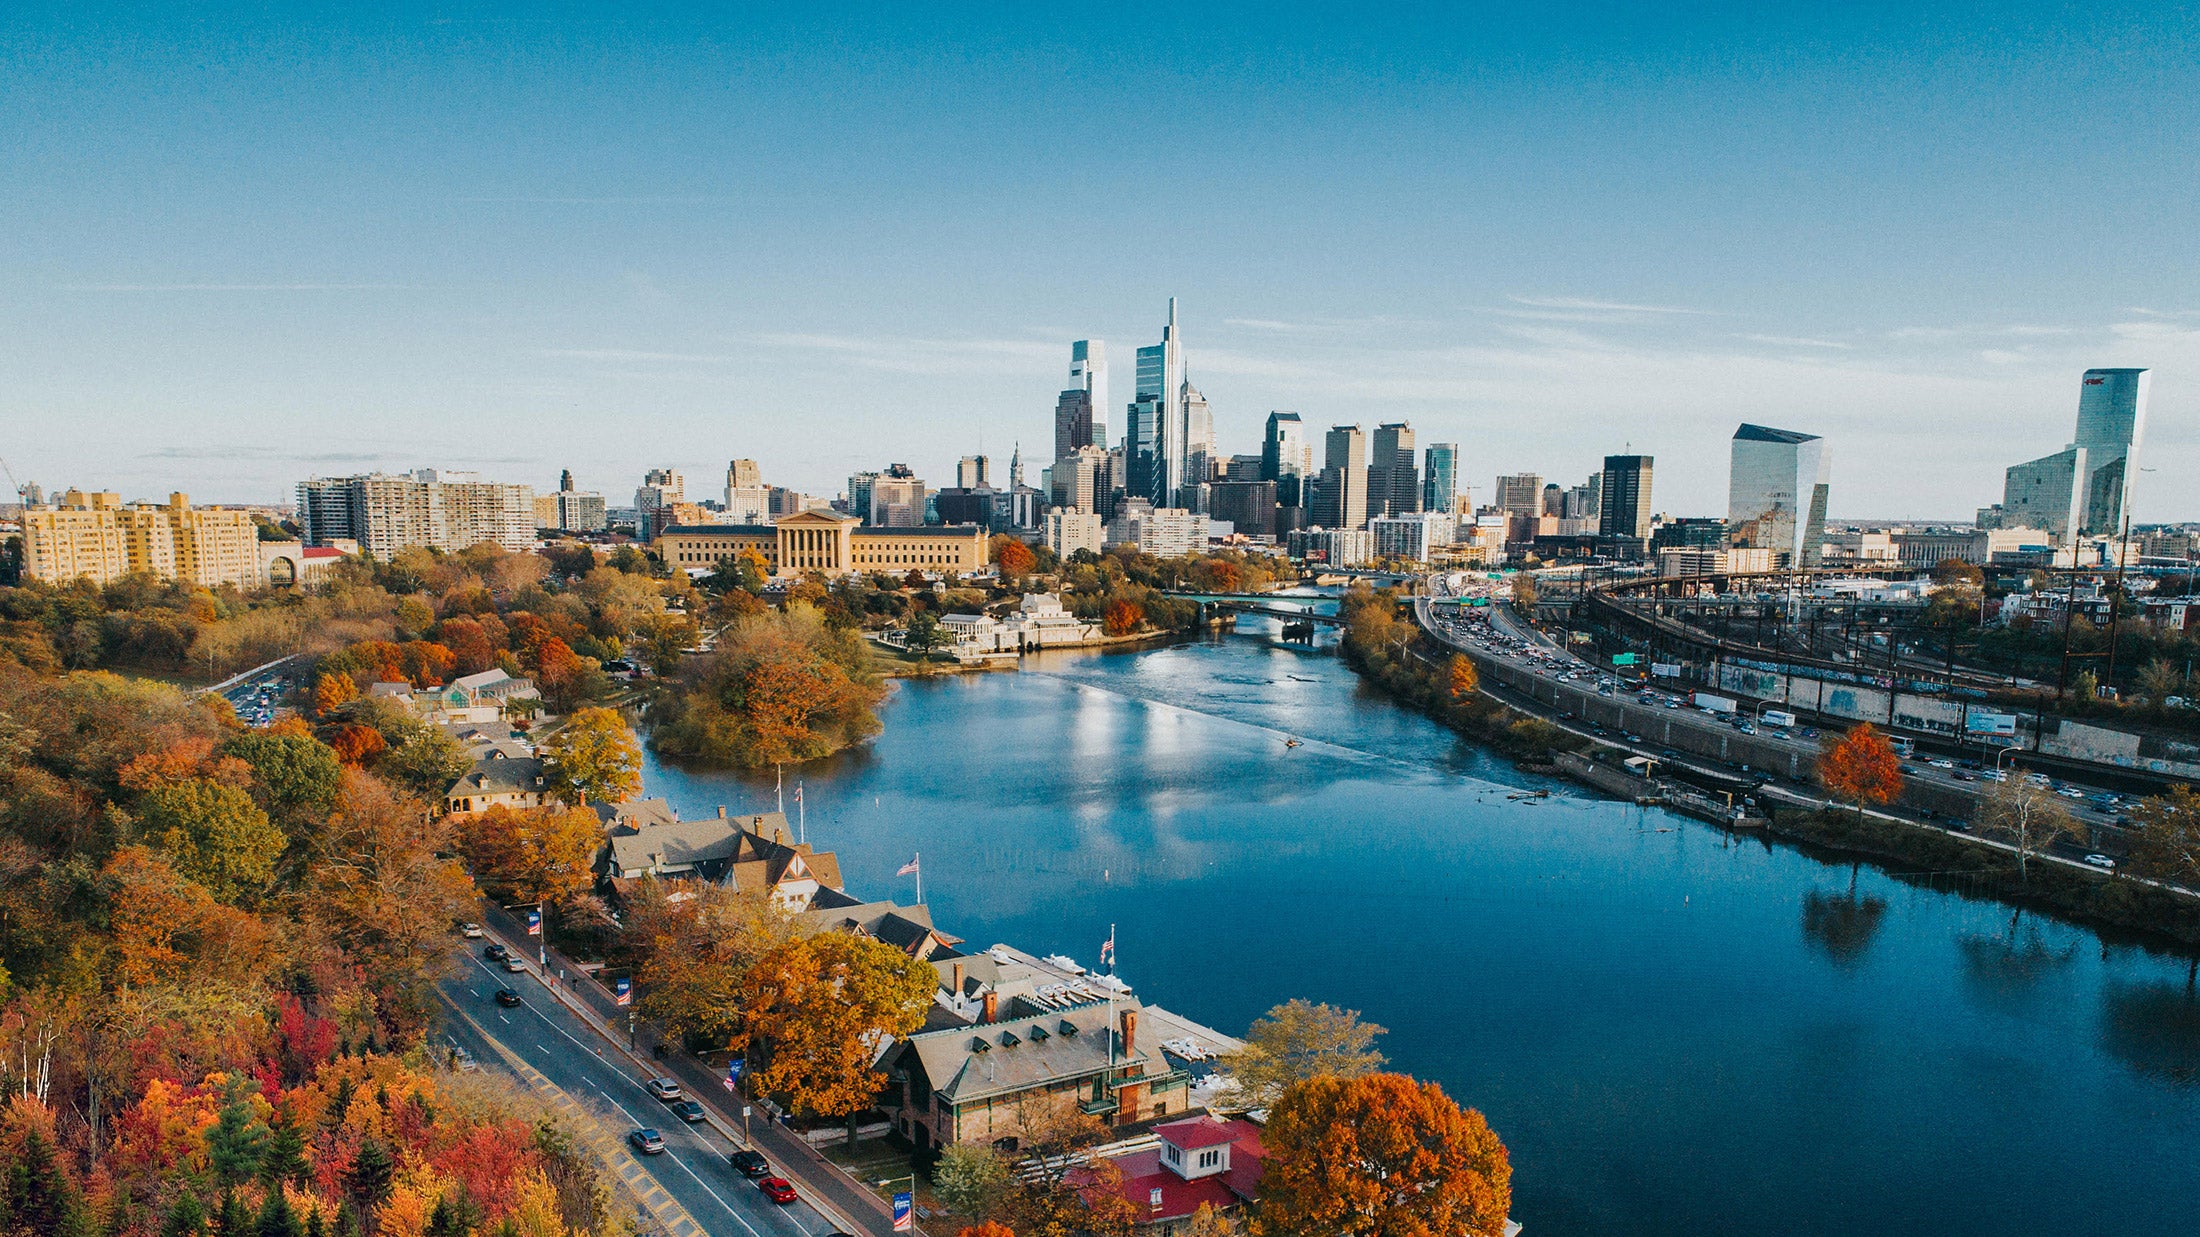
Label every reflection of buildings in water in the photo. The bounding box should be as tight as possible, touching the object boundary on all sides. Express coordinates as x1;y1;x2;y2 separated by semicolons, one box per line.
1955;923;2077;1013
2098;980;2200;1085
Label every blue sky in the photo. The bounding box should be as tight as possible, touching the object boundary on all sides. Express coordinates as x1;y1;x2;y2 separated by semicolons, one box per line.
4;2;2196;519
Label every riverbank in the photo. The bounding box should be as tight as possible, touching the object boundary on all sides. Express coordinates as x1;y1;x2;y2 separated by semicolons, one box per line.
1332;590;2200;951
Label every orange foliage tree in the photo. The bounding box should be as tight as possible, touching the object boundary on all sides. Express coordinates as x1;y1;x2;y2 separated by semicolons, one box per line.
731;933;938;1118
456;804;602;908
1448;654;1480;701
993;537;1036;578
312;671;359;717
1254;1072;1511;1237
1818;722;1904;812
325;722;388;766
1102;599;1144;637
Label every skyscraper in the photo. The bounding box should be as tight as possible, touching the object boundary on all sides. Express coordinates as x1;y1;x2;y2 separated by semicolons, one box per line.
1422;443;1458;514
1598;455;1654;540
1182;381;1215;496
1367;423;1419;518
1727;425;1830;568
1124;396;1165;506
1133;299;1186;506
1996;368;2150;541
1314;425;1368;530
1495;474;1543;517
1055;341;1107;463
958;456;989;489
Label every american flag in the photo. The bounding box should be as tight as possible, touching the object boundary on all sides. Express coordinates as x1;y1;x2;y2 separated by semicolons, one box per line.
724;1059;743;1092
896;856;920;877
1099;929;1115;966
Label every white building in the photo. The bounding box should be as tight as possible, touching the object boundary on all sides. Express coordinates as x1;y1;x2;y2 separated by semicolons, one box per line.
1369;512;1457;563
297;470;537;559
1044;508;1104;560
1105;505;1203;559
938;594;1105;658
1728;424;1830;568
1287;527;1375;567
1994;368;2150;541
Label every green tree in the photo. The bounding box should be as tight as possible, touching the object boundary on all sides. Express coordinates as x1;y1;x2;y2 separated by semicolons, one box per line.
226;732;346;823
162;1192;208;1237
254;1189;304;1237
260;1114;309;1189
3;1128;92;1237
903;611;947;660
214;1192;252;1237
140;778;286;903
207;1074;269;1187
343;1138;394;1216
542;707;642;806
933;1143;1008;1217
374;727;471;801
1225;998;1388;1106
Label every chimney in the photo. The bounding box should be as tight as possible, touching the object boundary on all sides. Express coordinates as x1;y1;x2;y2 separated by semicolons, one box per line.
981;990;998;1024
952;961;966;999
717;805;727;818
1119;1009;1138;1060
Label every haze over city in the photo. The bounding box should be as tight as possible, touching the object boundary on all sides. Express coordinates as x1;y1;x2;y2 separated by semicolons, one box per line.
5;3;2197;517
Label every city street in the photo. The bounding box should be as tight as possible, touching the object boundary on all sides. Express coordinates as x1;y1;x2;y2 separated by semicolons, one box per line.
440;948;851;1237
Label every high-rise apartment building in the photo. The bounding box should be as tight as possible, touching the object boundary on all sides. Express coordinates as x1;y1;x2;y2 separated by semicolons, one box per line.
1598;455;1654;540
1133;300;1187;506
23;490;266;588
957;456;989;489
299;470;536;558
847;471;879;524
1050;445;1112;516
1367;423;1419;518
725;459;763;494
869;464;927;528
1043;508;1104;560
1728;424;1830;568
1495;474;1544;517
1995;368;2151;540
1313;426;1368;530
537;472;608;533
633;469;686;540
1422;443;1458;514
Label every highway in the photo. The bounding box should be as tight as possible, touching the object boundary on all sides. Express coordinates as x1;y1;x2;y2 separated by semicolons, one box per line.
440;945;854;1237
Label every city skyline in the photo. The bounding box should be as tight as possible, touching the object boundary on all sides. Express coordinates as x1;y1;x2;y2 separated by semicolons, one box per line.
6;6;2197;517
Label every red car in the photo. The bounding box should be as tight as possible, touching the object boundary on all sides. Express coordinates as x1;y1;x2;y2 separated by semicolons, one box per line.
757;1176;797;1205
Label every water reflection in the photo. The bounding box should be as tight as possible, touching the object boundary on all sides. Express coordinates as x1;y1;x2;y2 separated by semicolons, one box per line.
2099;980;2200;1086
1801;884;1888;969
1957;914;2079;1014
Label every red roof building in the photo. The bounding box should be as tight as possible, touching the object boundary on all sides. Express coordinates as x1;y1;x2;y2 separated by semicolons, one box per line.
1076;1114;1266;1230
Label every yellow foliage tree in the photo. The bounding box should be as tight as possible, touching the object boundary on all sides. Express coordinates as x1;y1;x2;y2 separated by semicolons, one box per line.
732;932;938;1117
542;706;642;806
1254;1073;1511;1237
457;804;603;907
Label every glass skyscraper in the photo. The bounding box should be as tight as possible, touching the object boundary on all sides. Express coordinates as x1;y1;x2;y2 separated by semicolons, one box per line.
1133;299;1185;507
1727;425;1830;568
1422;443;1458;514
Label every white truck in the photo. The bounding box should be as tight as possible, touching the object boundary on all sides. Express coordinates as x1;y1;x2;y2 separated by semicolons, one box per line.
1761;709;1798;728
1692;691;1738;715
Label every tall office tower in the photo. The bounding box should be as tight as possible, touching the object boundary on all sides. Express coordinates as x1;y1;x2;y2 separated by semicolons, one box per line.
559;468;575;493
1181;381;1215;498
847;471;879;525
725;459;763;496
636;468;686;539
1072;340;1108;452
725;484;773;524
1054;387;1094;464
1422;443;1458;514
1565;475;1601;521
958;456;989;489
1051;445;1111;513
870;463;927;528
1124;395;1166;506
1495;474;1544;517
1262;412;1315;506
1598;455;1654;539
1366;423;1419;518
1134;299;1186;506
1540;484;1565;517
1314;425;1368;530
1997;368;2151;541
1727;425;1831;568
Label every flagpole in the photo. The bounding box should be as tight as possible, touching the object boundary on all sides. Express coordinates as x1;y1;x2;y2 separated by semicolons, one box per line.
797;781;805;844
914;851;922;906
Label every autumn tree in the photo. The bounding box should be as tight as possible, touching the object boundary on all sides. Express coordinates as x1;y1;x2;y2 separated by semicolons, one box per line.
1225;999;1387;1106
225;731;345;825
1974;776;2082;880
992;536;1036;579
1817;723;1903;813
731;932;937;1117
542;707;641;806
957;1224;1016;1237
139;777;287;904
1448;654;1479;701
2125;785;2200;886
1102;599;1143;637
307;773;478;1033
625;880;797;1047
1253;1073;1511;1237
650;605;885;771
934;1143;1009;1218
457;804;602;908
1509;572;1537;611
312;672;359;718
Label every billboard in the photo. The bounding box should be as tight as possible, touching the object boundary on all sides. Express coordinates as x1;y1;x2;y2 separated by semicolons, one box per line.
1651;663;1682;678
1964;710;2019;737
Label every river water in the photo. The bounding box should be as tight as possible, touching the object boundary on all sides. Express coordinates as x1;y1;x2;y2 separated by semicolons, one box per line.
642;615;2200;1236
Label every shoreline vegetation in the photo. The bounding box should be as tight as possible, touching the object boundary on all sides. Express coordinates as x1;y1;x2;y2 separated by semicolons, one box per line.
1335;584;2200;954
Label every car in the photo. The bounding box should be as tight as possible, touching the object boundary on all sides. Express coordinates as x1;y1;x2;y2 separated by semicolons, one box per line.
668;1099;706;1123
645;1077;685;1101
500;956;528;973
2083;854;2117;870
627;1129;666;1155
460;922;485;938
729;1150;771;1178
484;943;509;961
1953;771;1977;782
494;988;522;1007
1928;759;1955;770
758;1177;797;1205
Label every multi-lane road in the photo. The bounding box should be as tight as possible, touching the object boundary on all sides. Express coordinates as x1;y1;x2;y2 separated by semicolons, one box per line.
440;942;859;1237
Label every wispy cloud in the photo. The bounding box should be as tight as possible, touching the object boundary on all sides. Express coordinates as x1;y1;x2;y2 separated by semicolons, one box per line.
1509;295;1713;316
1888;323;2077;340
743;331;1060;375
451;196;727;205
59;282;415;292
539;348;737;363
1739;334;1853;350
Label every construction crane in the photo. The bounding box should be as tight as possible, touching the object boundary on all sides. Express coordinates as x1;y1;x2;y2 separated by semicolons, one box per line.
0;456;25;505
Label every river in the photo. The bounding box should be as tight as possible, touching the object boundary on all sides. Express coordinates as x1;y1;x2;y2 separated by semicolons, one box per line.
641;613;2200;1236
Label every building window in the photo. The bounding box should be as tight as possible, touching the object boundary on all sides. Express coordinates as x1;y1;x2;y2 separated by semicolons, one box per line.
1197;1149;1221;1169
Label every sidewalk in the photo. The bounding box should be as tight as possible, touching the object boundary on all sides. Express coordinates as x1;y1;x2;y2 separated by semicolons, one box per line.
473;902;921;1237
